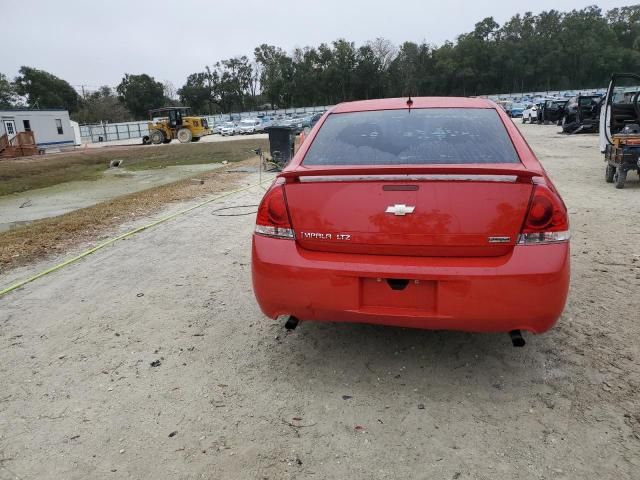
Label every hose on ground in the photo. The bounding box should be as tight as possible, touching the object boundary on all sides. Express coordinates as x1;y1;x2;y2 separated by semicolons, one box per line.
210;204;259;217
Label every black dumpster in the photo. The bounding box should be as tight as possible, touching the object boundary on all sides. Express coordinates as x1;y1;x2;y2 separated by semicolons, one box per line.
265;126;296;169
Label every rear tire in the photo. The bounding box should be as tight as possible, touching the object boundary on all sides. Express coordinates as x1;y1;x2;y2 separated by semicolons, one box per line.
150;130;165;145
614;168;627;189
605;164;615;183
191;137;200;142
522;116;527;124
177;128;193;143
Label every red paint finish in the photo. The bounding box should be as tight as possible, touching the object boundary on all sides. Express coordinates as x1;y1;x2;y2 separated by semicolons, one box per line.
285;180;533;257
251;97;570;333
252;238;569;333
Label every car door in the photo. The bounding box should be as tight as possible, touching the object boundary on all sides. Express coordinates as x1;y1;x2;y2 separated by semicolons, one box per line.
600;73;640;152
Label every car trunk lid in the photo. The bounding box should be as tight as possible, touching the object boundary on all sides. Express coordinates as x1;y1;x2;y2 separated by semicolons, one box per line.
283;168;537;257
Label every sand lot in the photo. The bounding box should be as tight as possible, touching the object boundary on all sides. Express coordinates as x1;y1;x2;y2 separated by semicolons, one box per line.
0;124;639;479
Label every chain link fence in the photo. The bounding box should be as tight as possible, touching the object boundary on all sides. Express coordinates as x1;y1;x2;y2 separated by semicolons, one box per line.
80;105;333;144
80;121;149;143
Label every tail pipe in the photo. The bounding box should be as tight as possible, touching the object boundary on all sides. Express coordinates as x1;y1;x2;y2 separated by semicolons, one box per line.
509;330;526;347
284;316;300;330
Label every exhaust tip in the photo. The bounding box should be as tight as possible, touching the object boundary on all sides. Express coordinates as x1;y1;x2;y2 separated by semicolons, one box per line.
509;330;525;347
284;316;300;330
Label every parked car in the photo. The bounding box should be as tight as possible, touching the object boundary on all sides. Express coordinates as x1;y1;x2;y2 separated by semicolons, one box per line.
501;101;514;116
509;102;526;118
274;116;305;133
540;99;568;125
252;97;570;342
212;122;226;134
521;103;541;123
561;95;602;133
238;119;264;135
219;122;238;136
309;112;324;129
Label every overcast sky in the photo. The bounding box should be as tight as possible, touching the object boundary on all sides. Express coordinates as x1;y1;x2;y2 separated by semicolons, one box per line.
0;0;634;92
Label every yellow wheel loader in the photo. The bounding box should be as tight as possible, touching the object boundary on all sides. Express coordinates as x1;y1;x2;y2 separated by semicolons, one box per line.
145;107;211;145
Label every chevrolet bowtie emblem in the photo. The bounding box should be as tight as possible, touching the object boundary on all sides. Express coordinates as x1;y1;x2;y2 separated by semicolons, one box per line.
385;204;415;216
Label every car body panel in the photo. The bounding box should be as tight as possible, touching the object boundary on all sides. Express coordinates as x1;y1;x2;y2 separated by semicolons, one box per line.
285;179;533;257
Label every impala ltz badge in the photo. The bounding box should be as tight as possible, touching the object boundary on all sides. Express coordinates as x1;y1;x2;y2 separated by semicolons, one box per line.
300;232;351;241
385;204;415;216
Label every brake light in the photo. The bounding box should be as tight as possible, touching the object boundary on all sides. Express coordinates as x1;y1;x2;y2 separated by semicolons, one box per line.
255;180;295;239
518;184;570;244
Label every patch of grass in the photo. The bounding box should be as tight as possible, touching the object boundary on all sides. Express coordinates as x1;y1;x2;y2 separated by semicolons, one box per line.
0;157;262;272
0;138;268;197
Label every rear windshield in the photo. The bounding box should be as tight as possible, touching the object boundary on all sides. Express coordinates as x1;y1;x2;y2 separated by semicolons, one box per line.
303;108;520;165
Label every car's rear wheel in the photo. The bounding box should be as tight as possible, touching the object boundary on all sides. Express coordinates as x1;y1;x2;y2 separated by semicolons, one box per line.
522;116;527;124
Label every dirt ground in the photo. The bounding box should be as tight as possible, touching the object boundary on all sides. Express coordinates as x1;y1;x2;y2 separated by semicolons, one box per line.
1;124;639;479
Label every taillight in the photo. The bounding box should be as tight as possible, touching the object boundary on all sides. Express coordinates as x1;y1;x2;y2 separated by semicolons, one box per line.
255;179;295;239
518;184;570;244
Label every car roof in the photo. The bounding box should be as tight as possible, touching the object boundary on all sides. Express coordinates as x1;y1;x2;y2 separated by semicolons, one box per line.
331;97;495;114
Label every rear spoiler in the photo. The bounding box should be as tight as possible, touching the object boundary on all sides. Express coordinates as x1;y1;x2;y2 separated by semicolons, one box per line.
280;166;542;181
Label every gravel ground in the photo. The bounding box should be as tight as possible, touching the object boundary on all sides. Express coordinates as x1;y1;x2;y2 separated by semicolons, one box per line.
1;124;639;479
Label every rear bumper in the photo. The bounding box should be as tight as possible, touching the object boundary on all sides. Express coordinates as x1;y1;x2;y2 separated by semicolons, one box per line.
251;236;570;333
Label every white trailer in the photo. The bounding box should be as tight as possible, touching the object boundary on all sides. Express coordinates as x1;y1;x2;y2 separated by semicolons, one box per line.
0;109;75;149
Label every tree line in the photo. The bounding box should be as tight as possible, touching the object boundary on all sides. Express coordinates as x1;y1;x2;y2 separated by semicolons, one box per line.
1;5;639;122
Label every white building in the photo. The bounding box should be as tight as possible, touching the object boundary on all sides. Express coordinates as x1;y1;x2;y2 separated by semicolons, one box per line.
0;109;77;149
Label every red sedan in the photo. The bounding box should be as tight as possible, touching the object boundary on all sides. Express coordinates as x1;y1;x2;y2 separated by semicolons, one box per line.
252;97;570;344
